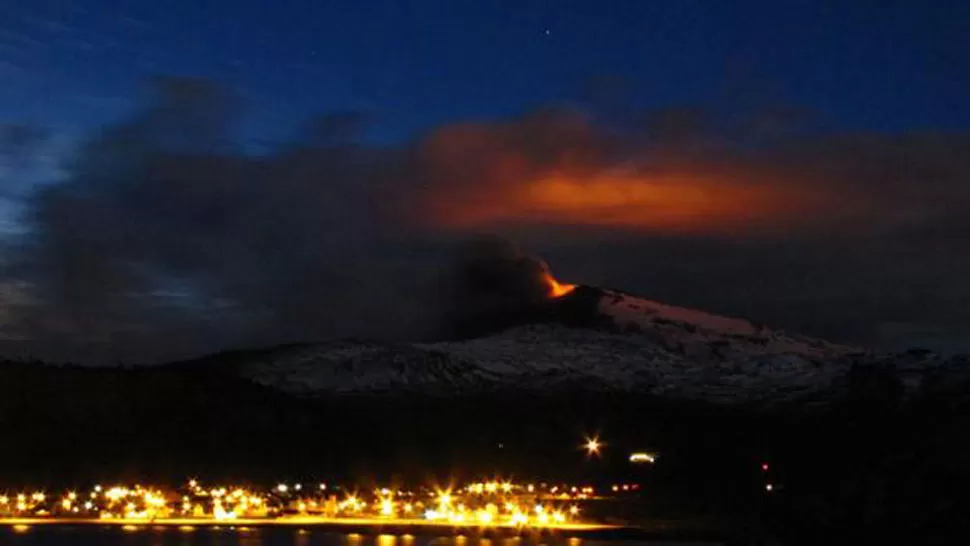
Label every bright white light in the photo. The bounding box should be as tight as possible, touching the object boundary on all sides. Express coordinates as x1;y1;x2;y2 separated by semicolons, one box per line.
629;452;656;463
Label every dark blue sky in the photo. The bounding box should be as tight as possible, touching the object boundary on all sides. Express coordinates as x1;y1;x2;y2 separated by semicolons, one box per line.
1;0;968;145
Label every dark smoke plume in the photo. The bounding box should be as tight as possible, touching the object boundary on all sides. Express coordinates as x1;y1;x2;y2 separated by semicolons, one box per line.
441;236;568;338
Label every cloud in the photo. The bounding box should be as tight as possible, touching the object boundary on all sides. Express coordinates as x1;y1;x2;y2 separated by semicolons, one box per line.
0;124;50;194
1;78;969;363
415;111;970;242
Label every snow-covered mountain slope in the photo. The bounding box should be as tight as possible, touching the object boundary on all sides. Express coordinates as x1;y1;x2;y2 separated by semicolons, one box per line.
234;339;503;394
230;286;965;404
238;327;859;404
595;288;859;361
212;285;970;405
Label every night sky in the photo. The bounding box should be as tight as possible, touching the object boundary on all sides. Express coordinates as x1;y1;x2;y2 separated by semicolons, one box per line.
1;0;969;363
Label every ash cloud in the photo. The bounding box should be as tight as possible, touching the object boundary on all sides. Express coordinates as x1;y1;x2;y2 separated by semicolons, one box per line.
438;236;561;338
1;78;441;363
2;77;970;362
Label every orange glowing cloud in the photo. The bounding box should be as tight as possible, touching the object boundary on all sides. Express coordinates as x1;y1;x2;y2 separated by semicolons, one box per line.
424;169;826;236
414;113;838;237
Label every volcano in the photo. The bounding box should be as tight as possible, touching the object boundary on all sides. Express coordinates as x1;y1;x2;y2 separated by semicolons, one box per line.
207;280;967;406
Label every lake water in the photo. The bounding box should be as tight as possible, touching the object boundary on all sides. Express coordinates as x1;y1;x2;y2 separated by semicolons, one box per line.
1;527;696;546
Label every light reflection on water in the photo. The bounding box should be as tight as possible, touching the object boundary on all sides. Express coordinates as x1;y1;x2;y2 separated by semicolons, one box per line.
0;528;631;546
0;525;588;546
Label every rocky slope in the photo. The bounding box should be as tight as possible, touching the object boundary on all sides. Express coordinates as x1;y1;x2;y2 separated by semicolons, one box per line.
230;287;968;404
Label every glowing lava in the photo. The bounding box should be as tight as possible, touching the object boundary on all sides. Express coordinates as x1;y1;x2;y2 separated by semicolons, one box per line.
542;271;576;299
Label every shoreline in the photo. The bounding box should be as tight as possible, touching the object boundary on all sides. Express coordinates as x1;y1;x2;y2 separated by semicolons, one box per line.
0;516;623;534
0;517;735;542
0;517;712;540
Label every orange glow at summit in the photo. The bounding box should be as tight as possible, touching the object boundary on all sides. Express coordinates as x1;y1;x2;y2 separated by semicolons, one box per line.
542;271;576;298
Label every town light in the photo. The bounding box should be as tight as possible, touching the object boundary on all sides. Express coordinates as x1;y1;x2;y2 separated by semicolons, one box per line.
583;436;603;456
629;452;657;463
0;477;610;528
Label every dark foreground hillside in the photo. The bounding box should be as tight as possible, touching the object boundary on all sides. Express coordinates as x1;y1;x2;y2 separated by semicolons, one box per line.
1;358;969;543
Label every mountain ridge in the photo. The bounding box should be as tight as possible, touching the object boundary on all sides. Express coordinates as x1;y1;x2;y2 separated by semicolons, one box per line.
7;284;963;407
153;285;967;406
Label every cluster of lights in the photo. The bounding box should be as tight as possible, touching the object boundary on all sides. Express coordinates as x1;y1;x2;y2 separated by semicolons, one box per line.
98;485;169;520
182;480;270;520
0;481;271;521
0;492;49;516
1;478;602;528
419;486;578;528
461;481;595;500
271;480;590;527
